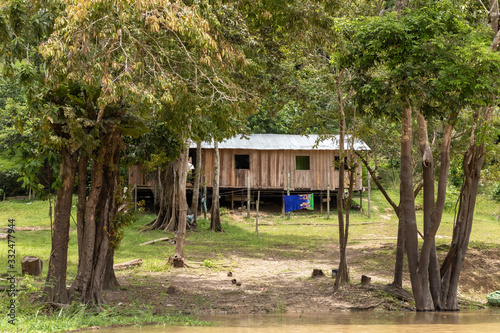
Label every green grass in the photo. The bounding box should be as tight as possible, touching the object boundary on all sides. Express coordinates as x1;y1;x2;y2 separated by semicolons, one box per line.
0;301;209;333
0;188;499;332
0;199;60;229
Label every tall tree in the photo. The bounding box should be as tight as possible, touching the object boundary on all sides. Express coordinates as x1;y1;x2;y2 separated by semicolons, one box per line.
345;0;500;310
36;0;243;304
439;0;500;309
0;0;76;303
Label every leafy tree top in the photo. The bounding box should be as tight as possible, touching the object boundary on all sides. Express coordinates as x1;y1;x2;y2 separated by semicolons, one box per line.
343;0;500;121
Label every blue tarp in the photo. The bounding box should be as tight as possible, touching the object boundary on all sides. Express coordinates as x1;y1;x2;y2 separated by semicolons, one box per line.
284;194;314;213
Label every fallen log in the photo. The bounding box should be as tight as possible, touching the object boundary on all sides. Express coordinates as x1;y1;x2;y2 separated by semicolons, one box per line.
140;237;170;246
113;258;143;270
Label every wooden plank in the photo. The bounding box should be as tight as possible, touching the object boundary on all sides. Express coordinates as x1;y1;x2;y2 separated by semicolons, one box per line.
198;147;364;191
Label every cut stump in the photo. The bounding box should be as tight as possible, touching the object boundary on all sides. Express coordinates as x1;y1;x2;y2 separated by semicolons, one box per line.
21;256;43;276
168;254;189;268
312;269;325;278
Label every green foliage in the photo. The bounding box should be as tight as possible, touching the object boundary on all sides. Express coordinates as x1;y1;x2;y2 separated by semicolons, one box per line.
0;168;25;196
219;206;229;216
110;182;144;250
443;185;460;213
124;121;184;169
493;182;500;201
203;259;214;268
345;0;500;120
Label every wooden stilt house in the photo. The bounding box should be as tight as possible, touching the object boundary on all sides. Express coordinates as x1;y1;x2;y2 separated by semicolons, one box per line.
190;134;370;192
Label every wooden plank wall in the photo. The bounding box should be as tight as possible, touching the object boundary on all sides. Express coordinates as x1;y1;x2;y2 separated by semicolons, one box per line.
200;149;363;191
128;164;153;187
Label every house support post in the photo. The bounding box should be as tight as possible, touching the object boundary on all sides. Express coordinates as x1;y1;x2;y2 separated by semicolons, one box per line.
134;165;138;211
327;170;330;220
287;171;290;220
360;190;363;211
282;190;285;217
320;190;323;214
247;172;251;218
203;176;207;220
255;190;260;237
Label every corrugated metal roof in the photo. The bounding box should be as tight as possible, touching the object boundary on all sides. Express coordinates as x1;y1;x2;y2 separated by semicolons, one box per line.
190;134;370;151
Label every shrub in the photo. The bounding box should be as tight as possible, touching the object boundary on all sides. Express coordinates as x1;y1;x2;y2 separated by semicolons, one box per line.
493;182;500;201
0;169;27;197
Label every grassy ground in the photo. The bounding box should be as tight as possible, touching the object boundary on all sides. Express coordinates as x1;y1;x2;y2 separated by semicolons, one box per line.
0;188;499;332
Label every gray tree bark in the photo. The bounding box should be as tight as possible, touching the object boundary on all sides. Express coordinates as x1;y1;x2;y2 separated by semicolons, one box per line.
211;141;223;231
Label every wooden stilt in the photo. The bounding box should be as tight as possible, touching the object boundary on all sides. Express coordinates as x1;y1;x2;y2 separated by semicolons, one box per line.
320;190;323;214
282;190;285;217
247;172;251;218
203;177;207;220
287;171;290;220
327;171;330;220
360;189;363;211
256;190;260;237
134;166;138;210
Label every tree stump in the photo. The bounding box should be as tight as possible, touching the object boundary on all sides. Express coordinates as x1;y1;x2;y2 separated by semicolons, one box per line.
361;275;372;285
168;254;188;268
312;269;325;278
21;256;43;276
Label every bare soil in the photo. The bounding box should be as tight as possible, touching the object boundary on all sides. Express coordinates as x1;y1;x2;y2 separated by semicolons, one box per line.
105;242;500;315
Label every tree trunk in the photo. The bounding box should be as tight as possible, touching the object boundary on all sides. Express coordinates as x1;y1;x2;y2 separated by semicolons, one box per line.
144;164;177;231
416;113;454;311
103;247;119;290
44;147;79;304
396;0;409;17
440;5;498;309
69;127;122;304
416;112;435;308
174;145;189;260
77;153;88;265
490;0;499;33
191;141;202;224
334;73;349;291
400;103;433;311
440;107;493;310
211;141;223;231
